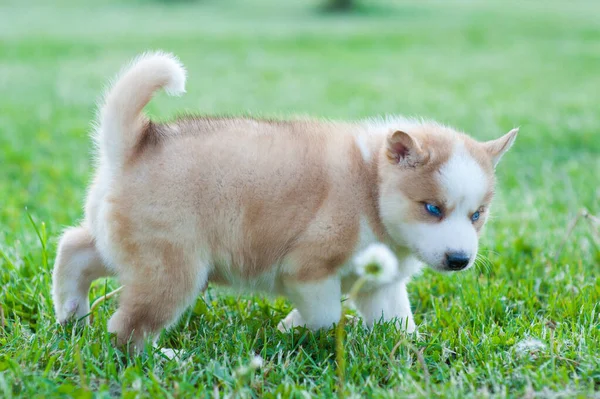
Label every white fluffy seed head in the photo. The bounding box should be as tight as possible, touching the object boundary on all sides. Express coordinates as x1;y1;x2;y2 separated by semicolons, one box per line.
234;355;264;379
353;243;398;284
513;338;546;358
250;355;264;369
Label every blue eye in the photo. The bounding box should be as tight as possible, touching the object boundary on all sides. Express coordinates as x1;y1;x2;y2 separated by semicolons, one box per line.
425;203;442;218
471;211;480;222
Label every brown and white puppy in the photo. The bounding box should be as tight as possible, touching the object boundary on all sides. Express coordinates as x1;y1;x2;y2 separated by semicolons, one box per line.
52;52;517;348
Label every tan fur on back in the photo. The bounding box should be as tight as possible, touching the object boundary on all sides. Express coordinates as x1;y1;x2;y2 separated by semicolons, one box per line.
101;117;380;285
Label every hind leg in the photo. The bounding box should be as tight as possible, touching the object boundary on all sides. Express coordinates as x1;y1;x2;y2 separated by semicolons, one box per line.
52;225;111;324
107;247;207;350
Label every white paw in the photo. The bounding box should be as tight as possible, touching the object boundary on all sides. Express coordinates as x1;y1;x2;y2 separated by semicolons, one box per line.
277;309;306;332
54;295;89;325
159;348;181;360
155;346;192;366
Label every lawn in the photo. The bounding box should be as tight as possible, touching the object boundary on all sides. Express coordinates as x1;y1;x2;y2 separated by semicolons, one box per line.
1;0;599;397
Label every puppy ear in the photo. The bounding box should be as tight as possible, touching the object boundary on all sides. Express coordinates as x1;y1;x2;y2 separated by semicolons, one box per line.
386;130;427;166
483;128;519;167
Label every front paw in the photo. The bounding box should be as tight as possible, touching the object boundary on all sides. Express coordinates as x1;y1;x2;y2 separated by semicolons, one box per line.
277;309;306;332
54;294;90;325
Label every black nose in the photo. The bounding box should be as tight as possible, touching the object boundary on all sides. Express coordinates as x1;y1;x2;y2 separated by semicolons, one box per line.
445;252;470;270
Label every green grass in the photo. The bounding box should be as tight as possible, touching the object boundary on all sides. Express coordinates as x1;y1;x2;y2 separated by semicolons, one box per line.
1;0;599;397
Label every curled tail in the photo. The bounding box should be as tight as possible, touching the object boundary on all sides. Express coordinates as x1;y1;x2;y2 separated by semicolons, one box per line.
96;51;186;168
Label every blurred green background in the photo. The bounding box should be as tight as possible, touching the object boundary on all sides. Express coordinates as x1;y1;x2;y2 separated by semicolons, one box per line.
0;0;599;397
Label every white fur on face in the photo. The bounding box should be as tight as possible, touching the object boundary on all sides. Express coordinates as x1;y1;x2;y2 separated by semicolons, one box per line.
439;144;489;213
403;216;479;271
394;144;490;270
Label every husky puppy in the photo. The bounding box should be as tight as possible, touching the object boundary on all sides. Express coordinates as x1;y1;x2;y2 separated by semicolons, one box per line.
52;52;517;348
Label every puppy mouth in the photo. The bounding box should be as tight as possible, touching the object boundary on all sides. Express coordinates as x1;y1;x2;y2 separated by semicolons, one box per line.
411;249;445;272
412;250;473;273
430;263;472;273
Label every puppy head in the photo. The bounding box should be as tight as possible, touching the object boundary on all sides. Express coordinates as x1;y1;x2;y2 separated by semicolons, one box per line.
378;123;517;272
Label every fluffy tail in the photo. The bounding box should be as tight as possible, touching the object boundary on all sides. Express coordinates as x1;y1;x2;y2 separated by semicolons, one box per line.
96;51;186;168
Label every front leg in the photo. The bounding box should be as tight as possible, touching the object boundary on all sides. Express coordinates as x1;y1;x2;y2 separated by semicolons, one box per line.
353;279;416;333
277;275;342;332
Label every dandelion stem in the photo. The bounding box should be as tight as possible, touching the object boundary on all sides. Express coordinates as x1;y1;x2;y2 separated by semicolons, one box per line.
336;276;368;398
89;285;124;322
